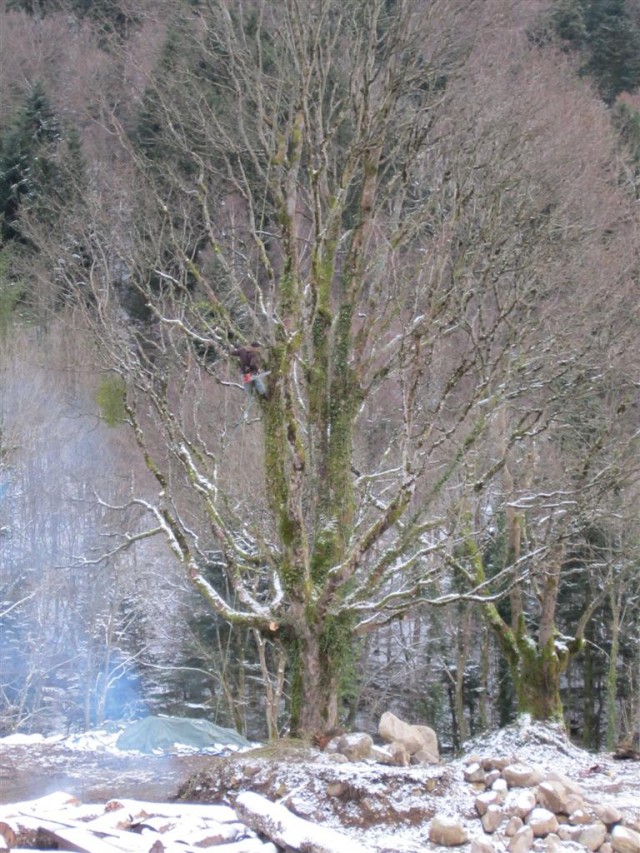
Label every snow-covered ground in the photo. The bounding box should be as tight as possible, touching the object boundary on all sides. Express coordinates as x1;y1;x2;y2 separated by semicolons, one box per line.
0;724;249;755
0;718;638;853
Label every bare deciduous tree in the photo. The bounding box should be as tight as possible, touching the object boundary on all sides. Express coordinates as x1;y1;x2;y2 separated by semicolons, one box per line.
26;0;640;736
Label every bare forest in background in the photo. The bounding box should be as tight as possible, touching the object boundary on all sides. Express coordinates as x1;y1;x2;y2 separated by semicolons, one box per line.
0;0;639;750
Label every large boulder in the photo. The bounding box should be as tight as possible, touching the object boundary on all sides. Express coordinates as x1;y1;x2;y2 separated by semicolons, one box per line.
378;712;439;759
324;733;373;762
414;724;439;759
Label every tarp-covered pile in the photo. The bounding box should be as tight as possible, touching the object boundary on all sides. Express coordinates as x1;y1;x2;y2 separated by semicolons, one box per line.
116;715;252;754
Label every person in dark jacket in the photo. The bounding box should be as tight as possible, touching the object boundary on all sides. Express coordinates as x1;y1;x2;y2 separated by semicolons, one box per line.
230;342;267;397
230;342;261;374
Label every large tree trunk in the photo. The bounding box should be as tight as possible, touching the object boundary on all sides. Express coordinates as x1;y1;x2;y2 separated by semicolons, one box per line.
480;595;580;724
511;637;565;722
289;613;341;735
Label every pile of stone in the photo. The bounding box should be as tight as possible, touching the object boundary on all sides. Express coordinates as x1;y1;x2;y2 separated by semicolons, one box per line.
429;756;640;853
323;710;440;766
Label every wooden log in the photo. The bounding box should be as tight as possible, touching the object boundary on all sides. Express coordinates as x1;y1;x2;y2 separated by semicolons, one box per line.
235;791;373;853
0;821;16;848
10;815;150;852
38;826;131;853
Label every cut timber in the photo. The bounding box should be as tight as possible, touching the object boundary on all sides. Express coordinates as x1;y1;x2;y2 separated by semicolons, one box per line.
11;815;150;852
104;798;238;822
38;825;147;853
235;791;373;853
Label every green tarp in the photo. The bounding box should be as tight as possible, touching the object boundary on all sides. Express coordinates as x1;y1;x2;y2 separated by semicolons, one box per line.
116;715;252;754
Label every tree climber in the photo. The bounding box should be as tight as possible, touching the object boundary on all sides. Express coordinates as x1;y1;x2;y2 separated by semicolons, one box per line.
230;342;268;398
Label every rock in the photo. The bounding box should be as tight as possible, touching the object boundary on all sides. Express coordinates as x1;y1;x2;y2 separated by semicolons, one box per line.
414;746;439;765
379;712;438;757
332;732;373;761
389;741;411;766
481;805;504;834
510;825;535;853
526;808;559;837
506;816;525;837
601;843;614;853
429;816;470;846
611;826;640;853
492;778;509;800
483;757;514;772
414;725;440;760
593;804;623;827
504;764;545;788
569;810;594;826
505;788;537;819
536;781;573;815
564;793;586;815
325;752;349;763
188;825;247;846
471;836;496;853
557;825;584;843
543;832;583;853
326;782;347;798
485;770;502;787
466;763;487;783
476;791;502;817
578;822;608;851
370;741;411;766
543;832;566;852
545;770;583;797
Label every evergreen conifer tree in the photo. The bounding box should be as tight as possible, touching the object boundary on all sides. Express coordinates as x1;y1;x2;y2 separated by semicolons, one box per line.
550;0;640;103
0;82;61;244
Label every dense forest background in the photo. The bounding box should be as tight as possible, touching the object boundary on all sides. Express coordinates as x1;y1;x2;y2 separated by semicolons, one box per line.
0;0;639;751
